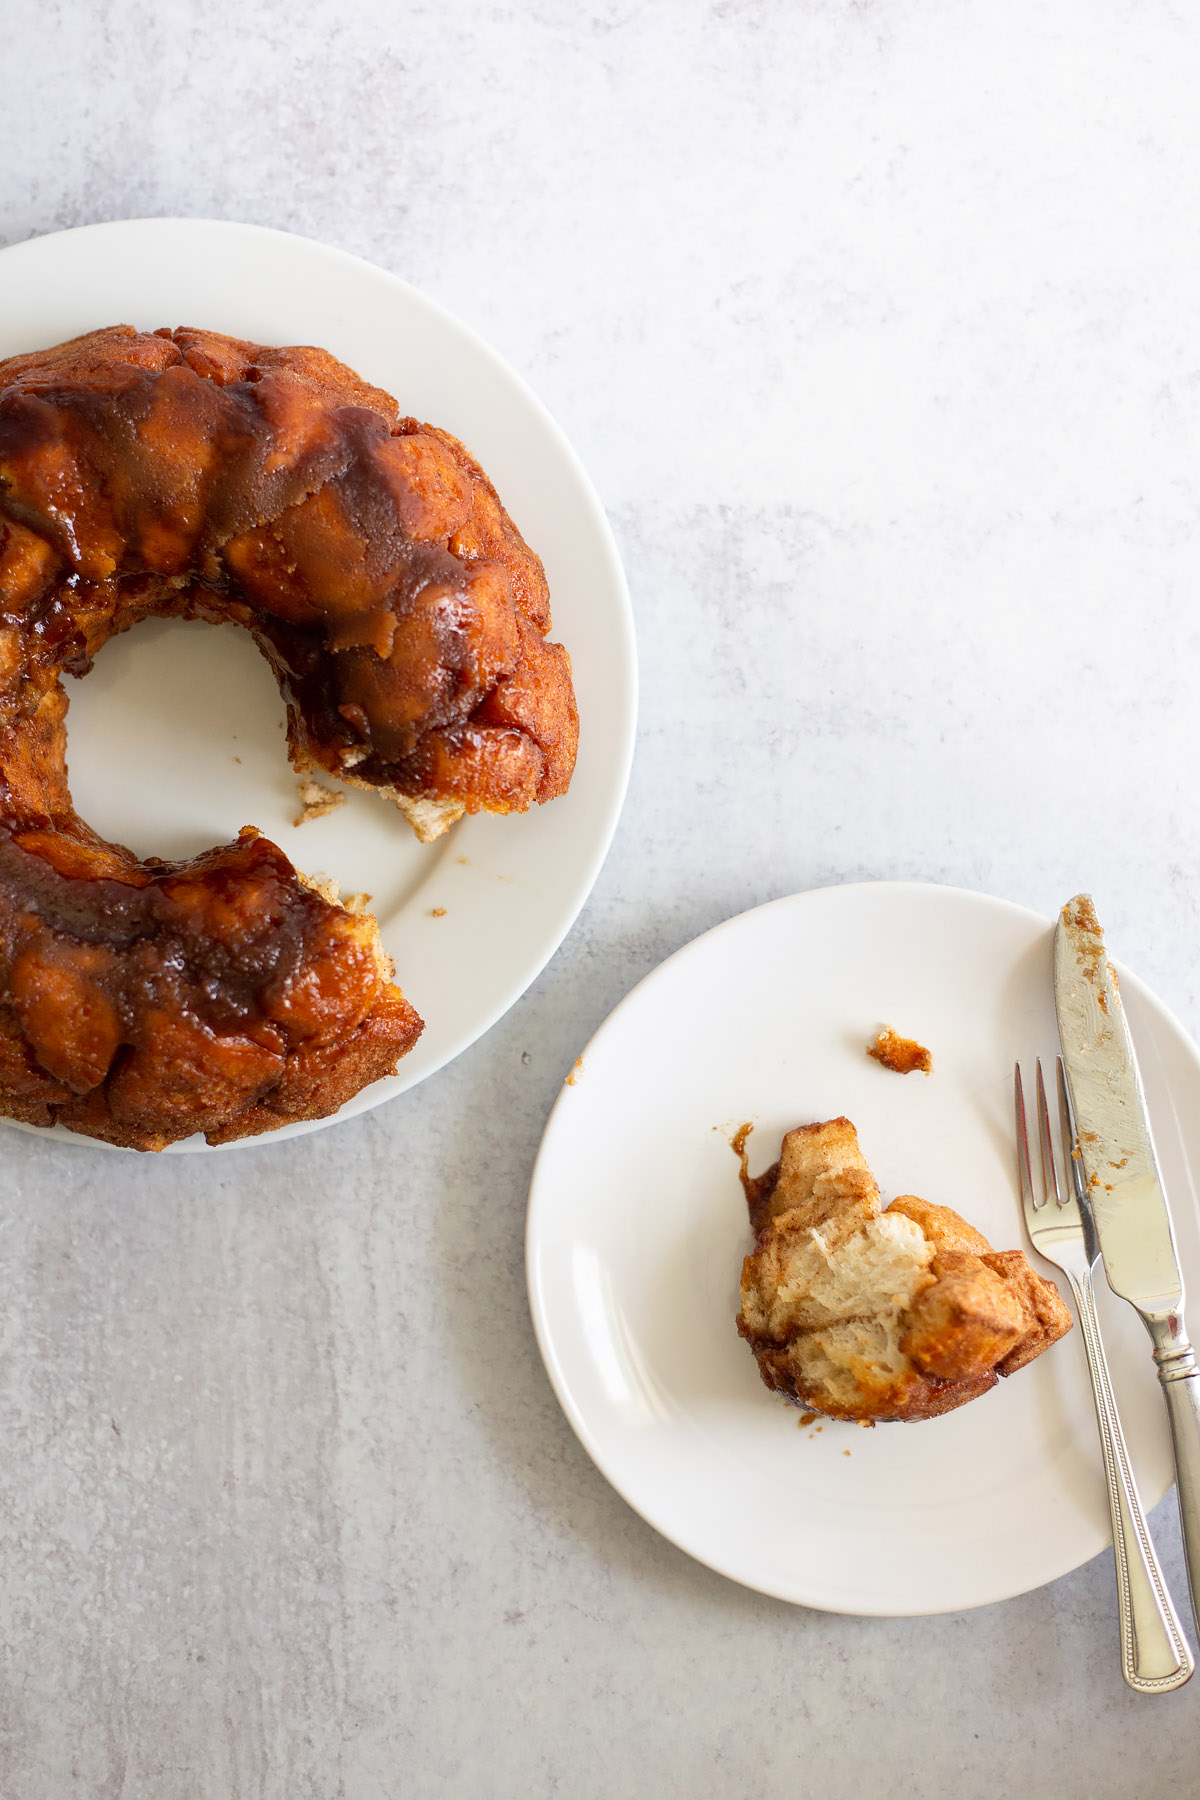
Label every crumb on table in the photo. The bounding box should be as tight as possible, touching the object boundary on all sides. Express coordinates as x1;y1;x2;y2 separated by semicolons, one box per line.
430;906;446;918
867;1026;933;1075
294;778;347;826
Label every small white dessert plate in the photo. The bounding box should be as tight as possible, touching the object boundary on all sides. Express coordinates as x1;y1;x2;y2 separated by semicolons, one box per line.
0;219;636;1153
526;882;1197;1615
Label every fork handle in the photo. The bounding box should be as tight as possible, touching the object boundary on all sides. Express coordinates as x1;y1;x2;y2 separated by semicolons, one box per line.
1070;1273;1194;1690
1149;1317;1200;1645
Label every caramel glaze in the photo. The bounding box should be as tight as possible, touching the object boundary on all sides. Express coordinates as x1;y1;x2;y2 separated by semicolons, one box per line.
0;324;578;1147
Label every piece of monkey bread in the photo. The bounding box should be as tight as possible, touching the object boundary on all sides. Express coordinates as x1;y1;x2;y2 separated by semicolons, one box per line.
736;1117;1072;1423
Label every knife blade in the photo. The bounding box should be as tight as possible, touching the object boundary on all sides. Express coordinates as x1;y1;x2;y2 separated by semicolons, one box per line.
1056;892;1200;1639
1054;894;1183;1316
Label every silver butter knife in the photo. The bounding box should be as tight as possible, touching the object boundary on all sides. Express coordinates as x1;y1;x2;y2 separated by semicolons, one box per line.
1056;893;1200;1633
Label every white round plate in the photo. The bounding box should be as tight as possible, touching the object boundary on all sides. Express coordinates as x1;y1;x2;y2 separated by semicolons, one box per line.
527;881;1197;1615
0;219;635;1153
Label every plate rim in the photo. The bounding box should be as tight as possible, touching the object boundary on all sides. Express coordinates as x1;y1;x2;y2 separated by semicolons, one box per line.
525;878;1194;1616
0;217;638;1154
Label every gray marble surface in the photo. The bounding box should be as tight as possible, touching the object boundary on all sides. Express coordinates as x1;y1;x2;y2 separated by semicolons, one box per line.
4;1;1200;1794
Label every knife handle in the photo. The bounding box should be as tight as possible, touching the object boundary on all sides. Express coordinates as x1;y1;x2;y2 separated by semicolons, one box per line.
1153;1324;1200;1640
1071;1275;1194;1689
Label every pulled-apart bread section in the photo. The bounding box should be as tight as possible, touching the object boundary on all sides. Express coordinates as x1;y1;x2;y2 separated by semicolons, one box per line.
736;1118;1072;1422
0;823;421;1150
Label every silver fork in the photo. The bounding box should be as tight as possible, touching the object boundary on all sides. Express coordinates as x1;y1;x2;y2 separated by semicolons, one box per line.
1016;1057;1193;1692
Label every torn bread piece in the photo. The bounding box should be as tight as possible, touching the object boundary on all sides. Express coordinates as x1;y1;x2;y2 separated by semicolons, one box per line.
296;871;391;986
334;764;465;843
736;1118;1071;1423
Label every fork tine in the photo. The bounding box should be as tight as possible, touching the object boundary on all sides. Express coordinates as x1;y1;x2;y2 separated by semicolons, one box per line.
1035;1058;1063;1207
1057;1056;1088;1206
1014;1063;1040;1211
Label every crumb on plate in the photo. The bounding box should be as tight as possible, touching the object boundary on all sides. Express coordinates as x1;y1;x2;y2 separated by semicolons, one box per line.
867;1026;933;1075
294;778;347;826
